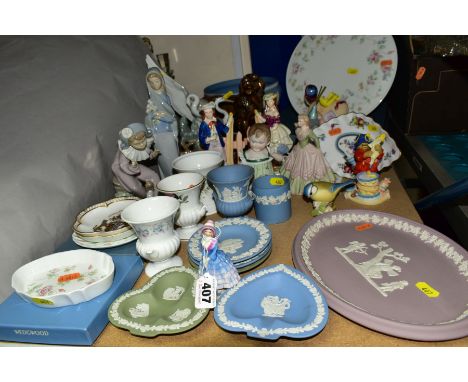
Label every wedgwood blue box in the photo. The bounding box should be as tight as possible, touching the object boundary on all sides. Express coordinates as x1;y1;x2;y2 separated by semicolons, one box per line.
0;240;143;346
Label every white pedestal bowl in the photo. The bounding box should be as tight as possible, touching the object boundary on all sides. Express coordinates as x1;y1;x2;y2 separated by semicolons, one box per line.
121;196;181;277
172;151;224;215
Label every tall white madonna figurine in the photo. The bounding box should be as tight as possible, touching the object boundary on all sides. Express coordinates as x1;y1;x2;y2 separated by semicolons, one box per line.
121;196;181;277
156;173;207;240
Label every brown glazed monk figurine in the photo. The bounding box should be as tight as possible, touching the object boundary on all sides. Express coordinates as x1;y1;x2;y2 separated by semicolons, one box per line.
233;73;265;136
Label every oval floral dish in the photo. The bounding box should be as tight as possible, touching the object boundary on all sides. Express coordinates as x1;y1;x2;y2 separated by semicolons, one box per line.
108;266;209;337
11;249;115;308
214;264;328;340
292;210;468;341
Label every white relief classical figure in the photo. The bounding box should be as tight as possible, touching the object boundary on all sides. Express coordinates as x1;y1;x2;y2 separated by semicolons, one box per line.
261;295;291;318
169;308;192;323
219;238;244;254
162;286;185;301
129;303;150;318
335;240;411;297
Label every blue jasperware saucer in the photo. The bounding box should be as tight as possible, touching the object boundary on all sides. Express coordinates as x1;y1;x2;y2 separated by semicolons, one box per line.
188;217;272;264
214;264;329;340
189;240;272;271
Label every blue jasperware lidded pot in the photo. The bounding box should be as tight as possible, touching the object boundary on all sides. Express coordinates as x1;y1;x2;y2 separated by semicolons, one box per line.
251;175;291;225
207;164;254;217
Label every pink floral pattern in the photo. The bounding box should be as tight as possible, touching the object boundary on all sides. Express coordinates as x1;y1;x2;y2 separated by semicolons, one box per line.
26;264;106;297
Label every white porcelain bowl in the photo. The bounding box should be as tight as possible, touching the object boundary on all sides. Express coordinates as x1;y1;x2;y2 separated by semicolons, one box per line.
11;249;115;308
172;151;224;176
157;172;205;194
121;196;179;225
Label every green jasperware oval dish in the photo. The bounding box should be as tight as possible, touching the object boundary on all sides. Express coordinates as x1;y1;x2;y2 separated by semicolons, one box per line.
108;266;209;337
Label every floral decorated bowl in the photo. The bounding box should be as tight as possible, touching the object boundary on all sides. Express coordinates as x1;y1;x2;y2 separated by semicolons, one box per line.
11;249;115;308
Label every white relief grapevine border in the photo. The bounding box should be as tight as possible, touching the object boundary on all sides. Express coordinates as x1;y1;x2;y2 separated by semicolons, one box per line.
109;266;208;335
299;212;468;324
254;190;291;206
216;264;327;339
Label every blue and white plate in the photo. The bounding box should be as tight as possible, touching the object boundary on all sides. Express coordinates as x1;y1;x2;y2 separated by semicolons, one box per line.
214;264;329;340
188;217;272;264
189;241;272;271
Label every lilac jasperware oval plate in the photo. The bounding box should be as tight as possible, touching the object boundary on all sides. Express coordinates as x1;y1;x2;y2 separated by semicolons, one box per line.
292;210;468;341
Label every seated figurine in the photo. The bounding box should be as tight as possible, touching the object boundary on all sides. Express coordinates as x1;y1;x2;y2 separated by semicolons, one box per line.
255;92;293;155
239;123;282;179
280;115;335;195
111;123;160;198
199;220;240;290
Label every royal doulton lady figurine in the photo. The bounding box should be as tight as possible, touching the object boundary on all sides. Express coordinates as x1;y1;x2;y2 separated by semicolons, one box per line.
280;115;335;195
199;220;240;290
255;93;293;155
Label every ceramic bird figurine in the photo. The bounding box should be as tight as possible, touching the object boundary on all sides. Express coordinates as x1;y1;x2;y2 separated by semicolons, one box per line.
303;179;355;216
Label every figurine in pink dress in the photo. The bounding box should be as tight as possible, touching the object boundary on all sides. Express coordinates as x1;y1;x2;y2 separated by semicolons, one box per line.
255;93;293;156
280;114;335;195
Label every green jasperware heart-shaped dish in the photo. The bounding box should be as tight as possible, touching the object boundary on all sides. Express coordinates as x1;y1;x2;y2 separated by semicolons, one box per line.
108;266;209;337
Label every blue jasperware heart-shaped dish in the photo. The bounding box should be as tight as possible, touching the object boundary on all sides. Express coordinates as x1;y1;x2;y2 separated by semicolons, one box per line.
214;264;328;340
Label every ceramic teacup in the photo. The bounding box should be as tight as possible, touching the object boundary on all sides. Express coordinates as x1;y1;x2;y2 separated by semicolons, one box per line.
156;172;206;240
172;151;224;216
121;196;182;277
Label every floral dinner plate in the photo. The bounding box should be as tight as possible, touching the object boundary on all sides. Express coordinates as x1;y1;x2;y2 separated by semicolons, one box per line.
286;35;397;115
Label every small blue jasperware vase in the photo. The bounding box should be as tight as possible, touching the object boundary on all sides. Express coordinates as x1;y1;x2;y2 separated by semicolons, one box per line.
251;175;291;225
207;164;254;217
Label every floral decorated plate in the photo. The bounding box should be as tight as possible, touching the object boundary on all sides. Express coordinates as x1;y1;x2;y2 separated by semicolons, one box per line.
292;210;468;341
108;266;209;337
188;217;272;264
314;112;401;178
72;232;137;249
214;264;328;340
73;197;139;241
286;35;397;115
11;249;115;308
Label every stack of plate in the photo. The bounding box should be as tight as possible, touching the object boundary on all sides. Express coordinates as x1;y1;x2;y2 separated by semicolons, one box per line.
72;197;139;249
187;217;272;273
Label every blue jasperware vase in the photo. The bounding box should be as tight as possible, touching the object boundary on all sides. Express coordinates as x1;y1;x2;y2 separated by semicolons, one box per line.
207;164;254;217
251;175;291;225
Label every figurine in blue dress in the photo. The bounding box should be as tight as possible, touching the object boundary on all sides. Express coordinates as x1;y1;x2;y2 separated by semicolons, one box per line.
198;102;230;161
199;220;240;290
